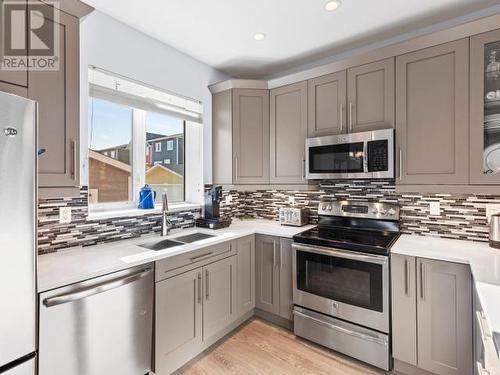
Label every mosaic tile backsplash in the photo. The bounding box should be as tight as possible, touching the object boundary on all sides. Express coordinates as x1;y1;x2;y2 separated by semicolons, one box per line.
39;181;500;254
38;187;200;254
218;180;500;243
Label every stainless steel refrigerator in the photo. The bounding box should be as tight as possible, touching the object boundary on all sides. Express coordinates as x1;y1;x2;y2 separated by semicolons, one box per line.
0;91;37;374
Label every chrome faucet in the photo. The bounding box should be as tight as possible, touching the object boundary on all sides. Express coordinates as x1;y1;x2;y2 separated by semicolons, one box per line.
161;192;172;236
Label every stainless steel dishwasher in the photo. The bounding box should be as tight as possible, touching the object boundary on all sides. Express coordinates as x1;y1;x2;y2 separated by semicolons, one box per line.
38;264;154;375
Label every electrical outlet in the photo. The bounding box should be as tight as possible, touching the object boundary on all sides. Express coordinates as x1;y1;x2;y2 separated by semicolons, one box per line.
486;204;500;223
429;201;441;216
225;195;233;205
288;196;295;205
59;207;72;224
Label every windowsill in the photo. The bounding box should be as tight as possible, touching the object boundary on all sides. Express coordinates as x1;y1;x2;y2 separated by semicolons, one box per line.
87;202;201;221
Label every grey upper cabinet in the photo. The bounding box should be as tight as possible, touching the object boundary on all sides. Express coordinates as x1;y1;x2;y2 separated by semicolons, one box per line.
308;70;347;137
470;29;500;184
347;58;395;133
270;81;308;184
29;3;80;196
392;255;473;375
391;254;417;367
396;39;469;185
255;234;279;315
278;238;293;321
212;90;233;185
236;235;255;315
155;267;203;375
0;0;28;88
202;255;237;343
233;89;270;184
417;258;472;375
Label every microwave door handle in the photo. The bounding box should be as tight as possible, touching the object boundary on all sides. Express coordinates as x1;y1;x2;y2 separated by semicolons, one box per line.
363;142;369;173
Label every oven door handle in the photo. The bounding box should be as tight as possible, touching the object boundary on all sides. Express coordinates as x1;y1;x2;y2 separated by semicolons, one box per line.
293;309;388;345
292;243;388;264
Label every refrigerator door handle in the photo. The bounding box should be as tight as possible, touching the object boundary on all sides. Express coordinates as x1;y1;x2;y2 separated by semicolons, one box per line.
43;268;153;307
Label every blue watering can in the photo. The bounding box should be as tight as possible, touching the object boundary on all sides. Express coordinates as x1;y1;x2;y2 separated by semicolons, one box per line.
138;185;156;209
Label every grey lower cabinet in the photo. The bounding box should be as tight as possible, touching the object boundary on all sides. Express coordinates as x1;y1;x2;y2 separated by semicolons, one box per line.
155;255;237;374
270;81;308;184
236;235;256;315
202;255;237;343
391;254;473;375
255;235;293;321
212;88;270;185
155;267;203;375
395;39;469;185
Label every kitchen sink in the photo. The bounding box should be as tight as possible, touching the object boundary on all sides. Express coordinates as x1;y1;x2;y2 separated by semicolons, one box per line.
139;239;184;251
172;233;216;243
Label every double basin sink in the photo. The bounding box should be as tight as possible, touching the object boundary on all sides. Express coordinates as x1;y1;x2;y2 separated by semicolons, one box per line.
139;232;216;251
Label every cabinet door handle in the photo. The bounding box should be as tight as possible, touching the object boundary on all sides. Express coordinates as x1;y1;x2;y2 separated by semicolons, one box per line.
339;103;344;131
399;148;403;181
349;102;353;132
420;262;425;301
273;241;277;268
197;272;202;304
302;157;306;180
205;269;210;300
70;140;76;180
234;156;238;180
280;242;283;269
404;259;410;296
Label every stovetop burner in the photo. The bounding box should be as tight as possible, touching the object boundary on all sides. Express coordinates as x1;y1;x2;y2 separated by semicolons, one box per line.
293;200;401;255
293;226;399;255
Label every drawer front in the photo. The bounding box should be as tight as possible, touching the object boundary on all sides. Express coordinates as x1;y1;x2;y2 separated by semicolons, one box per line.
156;241;235;282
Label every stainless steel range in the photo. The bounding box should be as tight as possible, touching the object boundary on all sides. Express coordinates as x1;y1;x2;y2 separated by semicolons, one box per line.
292;200;400;371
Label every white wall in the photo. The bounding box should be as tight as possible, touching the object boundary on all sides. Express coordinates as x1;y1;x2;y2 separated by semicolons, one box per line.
79;10;229;190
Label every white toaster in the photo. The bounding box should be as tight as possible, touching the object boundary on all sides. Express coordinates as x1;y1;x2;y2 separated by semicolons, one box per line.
279;207;309;227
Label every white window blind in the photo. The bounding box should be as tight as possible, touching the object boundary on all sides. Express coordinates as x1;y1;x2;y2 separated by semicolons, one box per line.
88;66;203;124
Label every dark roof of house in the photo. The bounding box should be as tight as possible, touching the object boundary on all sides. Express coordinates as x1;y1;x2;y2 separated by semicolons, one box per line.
146;132;166;141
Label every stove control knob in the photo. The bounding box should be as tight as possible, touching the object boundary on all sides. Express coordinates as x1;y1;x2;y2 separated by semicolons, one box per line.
321;204;327;210
388;208;396;216
371;208;379;214
379;209;388;216
326;204;332;211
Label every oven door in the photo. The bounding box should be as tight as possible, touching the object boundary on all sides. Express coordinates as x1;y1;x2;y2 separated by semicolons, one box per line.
292;243;389;333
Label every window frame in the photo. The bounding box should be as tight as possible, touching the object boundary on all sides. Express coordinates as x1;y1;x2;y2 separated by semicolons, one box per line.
166;139;174;151
155;142;162;153
88;99;187;212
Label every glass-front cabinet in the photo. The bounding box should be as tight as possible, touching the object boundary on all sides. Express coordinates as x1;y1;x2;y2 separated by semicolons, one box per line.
471;29;500;184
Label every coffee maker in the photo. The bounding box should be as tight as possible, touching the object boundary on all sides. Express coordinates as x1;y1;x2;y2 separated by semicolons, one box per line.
195;186;232;229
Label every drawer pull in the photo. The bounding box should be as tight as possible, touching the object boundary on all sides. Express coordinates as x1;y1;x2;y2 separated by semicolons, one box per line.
189;252;214;262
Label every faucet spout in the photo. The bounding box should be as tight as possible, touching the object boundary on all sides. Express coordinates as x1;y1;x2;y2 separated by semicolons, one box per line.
161;192;171;236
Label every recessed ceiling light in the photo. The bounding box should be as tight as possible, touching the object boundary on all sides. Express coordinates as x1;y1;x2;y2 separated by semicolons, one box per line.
254;32;266;41
325;0;341;12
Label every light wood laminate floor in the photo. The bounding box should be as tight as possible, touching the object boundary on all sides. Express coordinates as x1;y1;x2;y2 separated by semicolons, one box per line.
176;318;386;375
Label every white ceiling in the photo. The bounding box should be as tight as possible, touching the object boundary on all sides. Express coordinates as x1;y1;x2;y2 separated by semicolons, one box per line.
83;0;500;78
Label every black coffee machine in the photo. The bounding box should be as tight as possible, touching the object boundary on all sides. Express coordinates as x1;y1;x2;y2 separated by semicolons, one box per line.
195;186;231;229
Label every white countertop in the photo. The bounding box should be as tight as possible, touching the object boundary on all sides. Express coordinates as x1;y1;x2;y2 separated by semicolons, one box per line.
393;234;500;341
37;219;314;293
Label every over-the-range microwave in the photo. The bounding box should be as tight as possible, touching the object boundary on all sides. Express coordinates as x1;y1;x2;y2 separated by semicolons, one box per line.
305;128;394;180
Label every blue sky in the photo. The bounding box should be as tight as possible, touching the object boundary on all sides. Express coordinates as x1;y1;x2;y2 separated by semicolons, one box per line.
89;98;183;150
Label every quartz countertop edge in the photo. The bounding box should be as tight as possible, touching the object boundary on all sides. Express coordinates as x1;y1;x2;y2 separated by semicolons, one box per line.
392;234;500;343
37;219;315;293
